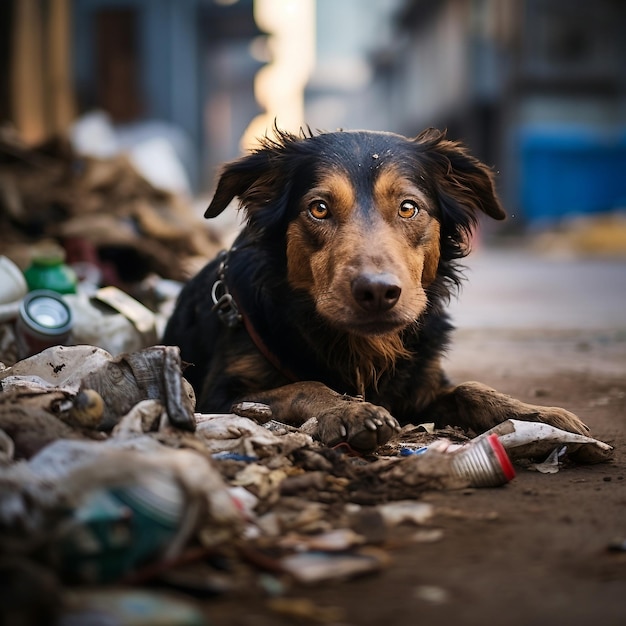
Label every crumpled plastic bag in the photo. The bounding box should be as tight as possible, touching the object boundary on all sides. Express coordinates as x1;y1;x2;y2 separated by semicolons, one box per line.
195;413;313;458
0;387;103;459
0;344;195;436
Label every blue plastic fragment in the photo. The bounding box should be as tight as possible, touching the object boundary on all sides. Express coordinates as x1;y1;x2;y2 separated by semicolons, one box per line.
211;451;258;462
399;446;429;456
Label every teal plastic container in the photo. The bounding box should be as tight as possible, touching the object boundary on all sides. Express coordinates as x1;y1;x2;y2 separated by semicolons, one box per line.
57;471;185;584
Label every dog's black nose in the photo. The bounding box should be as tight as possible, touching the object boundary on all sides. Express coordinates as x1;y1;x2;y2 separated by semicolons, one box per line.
352;273;402;312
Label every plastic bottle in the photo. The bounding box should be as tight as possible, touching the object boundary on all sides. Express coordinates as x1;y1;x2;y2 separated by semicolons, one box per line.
23;241;77;295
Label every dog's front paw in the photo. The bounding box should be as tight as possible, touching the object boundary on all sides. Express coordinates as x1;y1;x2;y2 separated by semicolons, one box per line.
533;405;589;435
316;399;400;453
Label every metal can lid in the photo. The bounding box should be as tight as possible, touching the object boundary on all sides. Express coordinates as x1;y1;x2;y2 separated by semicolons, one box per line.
485;433;516;481
19;290;73;336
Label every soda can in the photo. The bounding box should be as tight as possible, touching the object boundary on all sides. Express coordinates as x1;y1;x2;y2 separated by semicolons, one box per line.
15;290;73;358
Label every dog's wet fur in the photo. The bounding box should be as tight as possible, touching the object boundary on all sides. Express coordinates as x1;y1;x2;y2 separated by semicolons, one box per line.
163;128;588;452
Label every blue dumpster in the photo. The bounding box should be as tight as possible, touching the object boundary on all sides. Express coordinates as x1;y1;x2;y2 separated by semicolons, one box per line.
519;126;626;223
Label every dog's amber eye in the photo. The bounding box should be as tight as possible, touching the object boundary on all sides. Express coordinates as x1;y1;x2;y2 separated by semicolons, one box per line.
309;201;330;220
399;200;419;219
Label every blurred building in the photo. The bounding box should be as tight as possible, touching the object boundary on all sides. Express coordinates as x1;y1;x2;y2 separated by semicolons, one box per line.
308;0;626;225
1;0;625;224
72;0;265;190
0;0;264;193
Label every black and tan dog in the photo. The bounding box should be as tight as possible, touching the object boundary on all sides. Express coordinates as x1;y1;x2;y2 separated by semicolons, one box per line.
163;127;588;452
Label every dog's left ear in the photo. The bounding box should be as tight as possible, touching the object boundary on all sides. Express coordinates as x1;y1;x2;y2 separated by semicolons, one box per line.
414;128;506;223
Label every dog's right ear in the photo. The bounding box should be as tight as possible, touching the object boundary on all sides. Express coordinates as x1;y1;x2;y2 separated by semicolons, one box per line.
204;151;279;218
205;129;304;219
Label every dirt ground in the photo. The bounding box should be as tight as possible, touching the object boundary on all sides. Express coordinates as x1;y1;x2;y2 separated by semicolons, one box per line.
6;248;623;626
202;250;626;626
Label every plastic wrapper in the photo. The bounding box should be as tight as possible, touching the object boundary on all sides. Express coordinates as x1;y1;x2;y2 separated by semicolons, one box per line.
475;419;614;464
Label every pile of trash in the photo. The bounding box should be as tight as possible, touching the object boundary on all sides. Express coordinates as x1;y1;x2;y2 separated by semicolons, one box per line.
0;338;614;623
0;126;221;289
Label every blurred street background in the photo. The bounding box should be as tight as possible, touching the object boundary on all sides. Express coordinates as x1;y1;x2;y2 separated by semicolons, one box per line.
3;0;626;215
1;5;626;624
1;0;626;321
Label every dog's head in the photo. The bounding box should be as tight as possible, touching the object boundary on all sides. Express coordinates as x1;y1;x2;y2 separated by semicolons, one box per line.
206;128;505;336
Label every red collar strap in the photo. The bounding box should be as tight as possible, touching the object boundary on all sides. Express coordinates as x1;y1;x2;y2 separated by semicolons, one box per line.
210;249;299;383
237;301;299;383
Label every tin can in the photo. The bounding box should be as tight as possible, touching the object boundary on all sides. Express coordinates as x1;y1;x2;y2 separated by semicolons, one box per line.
15;290;73;359
450;433;516;487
